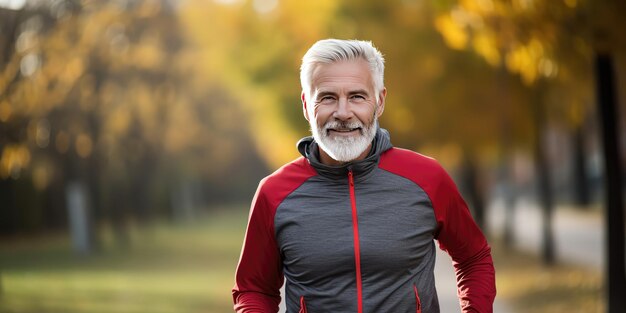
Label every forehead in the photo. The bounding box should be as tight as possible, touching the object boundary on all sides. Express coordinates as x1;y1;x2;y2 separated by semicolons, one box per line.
310;59;374;92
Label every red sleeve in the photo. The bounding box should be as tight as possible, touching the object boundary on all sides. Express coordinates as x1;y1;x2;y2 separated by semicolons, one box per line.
232;181;283;313
379;148;496;313
232;158;317;313
431;166;496;313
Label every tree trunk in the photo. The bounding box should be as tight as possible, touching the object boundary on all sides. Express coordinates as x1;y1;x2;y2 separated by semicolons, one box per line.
496;66;517;247
66;180;95;255
532;87;555;265
65;152;98;255
460;151;486;231
572;124;591;206
594;52;626;313
501;165;516;247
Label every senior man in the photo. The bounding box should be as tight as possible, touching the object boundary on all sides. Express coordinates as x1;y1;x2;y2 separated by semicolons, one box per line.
232;39;496;313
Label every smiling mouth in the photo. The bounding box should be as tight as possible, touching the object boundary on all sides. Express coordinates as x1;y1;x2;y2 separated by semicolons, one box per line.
328;127;361;135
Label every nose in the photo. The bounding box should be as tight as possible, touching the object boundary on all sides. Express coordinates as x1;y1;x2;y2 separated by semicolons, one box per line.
333;97;354;121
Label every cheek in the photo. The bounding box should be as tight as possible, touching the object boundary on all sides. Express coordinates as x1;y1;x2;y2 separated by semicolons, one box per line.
313;108;332;124
356;104;377;122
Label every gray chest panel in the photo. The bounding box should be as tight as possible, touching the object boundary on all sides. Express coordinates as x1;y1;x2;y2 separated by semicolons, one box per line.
274;168;439;312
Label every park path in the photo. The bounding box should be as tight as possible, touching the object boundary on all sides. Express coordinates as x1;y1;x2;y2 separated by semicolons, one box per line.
488;196;603;270
426;194;605;313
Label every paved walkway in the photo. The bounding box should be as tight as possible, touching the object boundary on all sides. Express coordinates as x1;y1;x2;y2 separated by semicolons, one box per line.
488;196;603;270
426;196;604;313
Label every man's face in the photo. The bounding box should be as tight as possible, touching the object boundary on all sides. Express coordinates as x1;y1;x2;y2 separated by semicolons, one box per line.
302;59;386;164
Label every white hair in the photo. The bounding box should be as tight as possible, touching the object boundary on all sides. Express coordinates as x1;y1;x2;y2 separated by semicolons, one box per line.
300;39;385;101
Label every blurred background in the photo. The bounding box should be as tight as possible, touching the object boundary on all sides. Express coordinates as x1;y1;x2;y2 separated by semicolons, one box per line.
0;0;625;312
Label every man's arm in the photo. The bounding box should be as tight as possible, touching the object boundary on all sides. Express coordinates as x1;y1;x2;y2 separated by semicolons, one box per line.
232;182;283;313
433;168;496;313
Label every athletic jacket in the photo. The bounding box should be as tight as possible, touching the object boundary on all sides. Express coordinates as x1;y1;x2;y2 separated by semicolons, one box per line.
233;128;496;313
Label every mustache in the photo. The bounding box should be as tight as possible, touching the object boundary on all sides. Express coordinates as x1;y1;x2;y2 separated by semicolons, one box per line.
322;120;364;131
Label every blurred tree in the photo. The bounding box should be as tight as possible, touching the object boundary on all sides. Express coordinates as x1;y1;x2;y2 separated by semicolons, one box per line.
595;51;625;313
0;0;269;249
432;0;626;308
531;83;555;264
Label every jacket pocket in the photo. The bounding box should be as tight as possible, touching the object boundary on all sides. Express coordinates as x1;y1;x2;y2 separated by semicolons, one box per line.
299;295;307;313
413;284;422;313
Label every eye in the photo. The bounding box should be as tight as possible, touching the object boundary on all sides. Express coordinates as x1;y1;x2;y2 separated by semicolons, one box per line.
317;95;336;104
350;94;366;101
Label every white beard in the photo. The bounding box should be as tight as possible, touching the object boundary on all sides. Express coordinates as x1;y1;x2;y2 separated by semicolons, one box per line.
311;118;378;162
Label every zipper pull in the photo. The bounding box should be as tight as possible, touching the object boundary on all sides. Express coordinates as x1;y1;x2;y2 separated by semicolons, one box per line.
347;167;354;186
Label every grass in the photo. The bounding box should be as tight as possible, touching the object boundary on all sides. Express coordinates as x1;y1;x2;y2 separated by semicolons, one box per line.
0;206;604;313
0;206;249;313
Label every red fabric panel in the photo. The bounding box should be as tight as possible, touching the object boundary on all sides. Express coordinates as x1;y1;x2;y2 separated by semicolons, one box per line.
233;157;317;313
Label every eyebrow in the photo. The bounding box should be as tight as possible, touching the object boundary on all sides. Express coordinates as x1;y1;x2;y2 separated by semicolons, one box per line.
348;89;370;96
315;91;337;99
315;89;370;99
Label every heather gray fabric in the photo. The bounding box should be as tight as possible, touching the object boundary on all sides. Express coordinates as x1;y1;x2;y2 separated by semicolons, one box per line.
275;129;441;313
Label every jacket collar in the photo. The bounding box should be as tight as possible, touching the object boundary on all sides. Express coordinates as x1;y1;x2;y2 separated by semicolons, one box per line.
297;128;393;180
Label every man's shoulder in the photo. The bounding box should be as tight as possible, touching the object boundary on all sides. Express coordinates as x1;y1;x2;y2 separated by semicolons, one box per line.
380;147;444;171
379;147;449;185
258;157;317;197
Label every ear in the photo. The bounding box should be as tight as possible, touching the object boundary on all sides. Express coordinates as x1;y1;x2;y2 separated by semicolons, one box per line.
302;91;310;121
376;88;387;118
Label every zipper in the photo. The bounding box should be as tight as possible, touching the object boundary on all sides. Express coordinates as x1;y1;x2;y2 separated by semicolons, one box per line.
299;295;307;313
348;169;364;313
413;284;422;313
